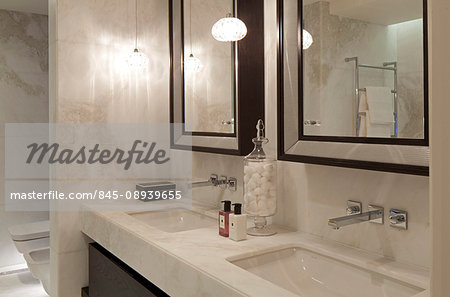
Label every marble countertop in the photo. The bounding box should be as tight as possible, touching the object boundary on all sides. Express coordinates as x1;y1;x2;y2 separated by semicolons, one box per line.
81;202;429;297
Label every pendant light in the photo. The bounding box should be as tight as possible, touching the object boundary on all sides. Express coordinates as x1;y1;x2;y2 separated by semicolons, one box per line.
211;13;247;42
127;0;149;69
303;29;313;50
184;0;202;73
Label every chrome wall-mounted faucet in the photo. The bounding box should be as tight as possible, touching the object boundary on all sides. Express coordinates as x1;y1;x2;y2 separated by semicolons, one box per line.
136;174;238;198
328;200;384;230
190;174;237;191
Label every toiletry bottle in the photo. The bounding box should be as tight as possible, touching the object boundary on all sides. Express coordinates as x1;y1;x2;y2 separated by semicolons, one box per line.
229;203;247;241
219;200;233;237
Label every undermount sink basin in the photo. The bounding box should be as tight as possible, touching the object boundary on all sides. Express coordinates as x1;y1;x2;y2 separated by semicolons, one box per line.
129;209;216;233
230;247;425;297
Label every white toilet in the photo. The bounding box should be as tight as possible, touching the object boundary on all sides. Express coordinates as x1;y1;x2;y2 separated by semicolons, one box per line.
8;220;50;295
8;220;50;254
23;247;50;294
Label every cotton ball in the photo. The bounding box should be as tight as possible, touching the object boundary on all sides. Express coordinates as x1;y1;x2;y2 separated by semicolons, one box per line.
244;165;255;175
251;172;261;183
262;170;273;178
255;165;264;174
253;187;262;196
261;182;270;192
247;200;258;214
260;176;268;184
258;194;268;202
248;178;257;188
257;199;268;211
259;208;271;217
244;175;250;184
246;192;256;202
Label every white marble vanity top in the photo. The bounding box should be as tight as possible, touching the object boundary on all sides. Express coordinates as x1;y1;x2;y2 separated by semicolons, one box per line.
81;202;429;297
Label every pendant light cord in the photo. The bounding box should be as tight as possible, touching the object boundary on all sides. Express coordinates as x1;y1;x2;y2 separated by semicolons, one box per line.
135;0;138;49
189;0;193;54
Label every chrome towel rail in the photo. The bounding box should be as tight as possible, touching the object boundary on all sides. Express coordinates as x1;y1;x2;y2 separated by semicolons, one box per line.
345;57;398;137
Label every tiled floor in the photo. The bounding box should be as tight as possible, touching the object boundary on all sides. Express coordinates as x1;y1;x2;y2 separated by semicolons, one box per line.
0;271;48;297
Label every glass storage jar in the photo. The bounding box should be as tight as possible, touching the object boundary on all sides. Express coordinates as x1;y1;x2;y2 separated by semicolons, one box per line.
244;120;277;236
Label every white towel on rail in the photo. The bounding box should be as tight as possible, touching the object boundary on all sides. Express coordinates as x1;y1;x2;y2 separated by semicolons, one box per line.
365;86;394;124
358;92;368;137
358;90;392;138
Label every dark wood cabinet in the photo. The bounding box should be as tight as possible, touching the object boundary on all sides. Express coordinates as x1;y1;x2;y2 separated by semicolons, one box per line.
83;243;169;297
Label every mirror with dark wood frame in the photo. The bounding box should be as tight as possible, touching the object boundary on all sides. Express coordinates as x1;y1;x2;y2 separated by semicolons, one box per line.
170;0;265;155
277;0;429;175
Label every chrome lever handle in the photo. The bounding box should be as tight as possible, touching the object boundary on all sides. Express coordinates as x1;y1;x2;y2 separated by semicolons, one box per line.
389;209;407;230
389;214;406;224
346;206;360;215
346;200;361;215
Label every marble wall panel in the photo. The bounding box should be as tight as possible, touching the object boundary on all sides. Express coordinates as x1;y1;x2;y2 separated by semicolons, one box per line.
0;9;49;269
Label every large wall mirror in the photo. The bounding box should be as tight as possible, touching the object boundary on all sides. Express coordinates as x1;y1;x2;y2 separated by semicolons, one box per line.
170;0;264;155
278;0;429;175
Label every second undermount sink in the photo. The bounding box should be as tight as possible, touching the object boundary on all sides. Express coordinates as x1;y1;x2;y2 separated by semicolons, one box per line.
128;209;216;233
229;247;425;297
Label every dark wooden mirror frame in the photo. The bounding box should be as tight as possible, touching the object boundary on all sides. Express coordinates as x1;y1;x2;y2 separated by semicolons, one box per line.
277;0;429;176
169;0;265;156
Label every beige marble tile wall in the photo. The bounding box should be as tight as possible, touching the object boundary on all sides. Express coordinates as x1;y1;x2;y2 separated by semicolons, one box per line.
0;9;49;269
49;0;169;296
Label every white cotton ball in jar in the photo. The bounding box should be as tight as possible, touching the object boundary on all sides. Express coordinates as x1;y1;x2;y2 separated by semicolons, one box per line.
247;200;258;213
253;187;262;196
251;172;261;183
260;176;268;184
261;170;273;178
259;208;272;217
255;165;264;174
246;180;256;191
257;199;268;210
244;165;255;175
260;182;270;192
244;192;256;202
258;194;268;202
244;174;250;184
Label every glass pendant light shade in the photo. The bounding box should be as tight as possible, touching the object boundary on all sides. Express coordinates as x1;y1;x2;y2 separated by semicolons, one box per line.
212;13;247;42
303;29;313;50
127;48;149;69
185;54;202;73
127;0;148;70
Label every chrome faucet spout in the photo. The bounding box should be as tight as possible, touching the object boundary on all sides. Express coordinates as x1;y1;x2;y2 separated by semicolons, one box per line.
190;174;222;188
328;205;384;230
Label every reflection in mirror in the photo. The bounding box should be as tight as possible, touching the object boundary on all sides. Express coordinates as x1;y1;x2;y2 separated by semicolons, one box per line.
301;0;425;139
183;0;236;134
